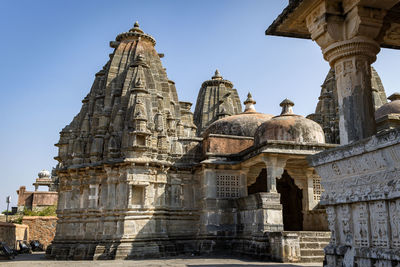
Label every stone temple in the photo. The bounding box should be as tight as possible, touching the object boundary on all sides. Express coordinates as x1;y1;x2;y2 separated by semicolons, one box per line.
46;20;395;264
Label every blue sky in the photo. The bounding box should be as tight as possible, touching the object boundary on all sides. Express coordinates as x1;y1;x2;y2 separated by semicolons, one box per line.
1;0;399;211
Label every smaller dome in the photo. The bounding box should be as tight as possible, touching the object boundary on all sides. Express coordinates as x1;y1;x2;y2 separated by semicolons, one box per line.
38;169;51;178
254;99;325;145
375;93;400;119
203;93;273;137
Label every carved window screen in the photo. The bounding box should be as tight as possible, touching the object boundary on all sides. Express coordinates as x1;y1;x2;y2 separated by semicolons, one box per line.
313;177;324;200
216;174;240;198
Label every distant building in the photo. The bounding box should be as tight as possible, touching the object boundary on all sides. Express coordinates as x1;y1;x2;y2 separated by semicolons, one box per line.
17;169;58;212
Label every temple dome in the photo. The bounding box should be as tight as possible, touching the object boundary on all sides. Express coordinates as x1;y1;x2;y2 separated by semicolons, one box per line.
38;169;51;178
203;93;273;137
254;99;325;145
375;93;400;119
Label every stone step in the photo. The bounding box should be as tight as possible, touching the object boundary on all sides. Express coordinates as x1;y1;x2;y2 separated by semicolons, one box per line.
300;237;331;243
300;256;325;263
298;231;331;237
300;242;328;249
300;249;325;257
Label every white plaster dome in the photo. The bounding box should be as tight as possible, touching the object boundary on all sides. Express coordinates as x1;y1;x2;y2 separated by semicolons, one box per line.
203;93;273;137
254;99;325;145
375;93;400;119
38;169;51;178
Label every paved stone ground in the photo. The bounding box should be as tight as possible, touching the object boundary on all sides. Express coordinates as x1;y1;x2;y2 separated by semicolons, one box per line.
0;252;322;267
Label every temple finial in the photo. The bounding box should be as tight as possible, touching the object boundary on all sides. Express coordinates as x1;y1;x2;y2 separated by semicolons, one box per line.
244;92;256;112
280;98;295;115
212;69;222;80
129;21;144;34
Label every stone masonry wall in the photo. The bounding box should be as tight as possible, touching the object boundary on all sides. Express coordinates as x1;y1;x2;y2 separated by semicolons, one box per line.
22;216;57;249
0;222;29;249
203;135;254;155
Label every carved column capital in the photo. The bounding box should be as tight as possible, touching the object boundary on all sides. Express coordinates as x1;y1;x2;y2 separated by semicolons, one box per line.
305;0;396;50
262;156;287;193
322;36;380;67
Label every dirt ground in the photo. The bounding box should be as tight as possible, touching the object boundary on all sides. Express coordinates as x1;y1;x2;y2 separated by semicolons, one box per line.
0;252;322;267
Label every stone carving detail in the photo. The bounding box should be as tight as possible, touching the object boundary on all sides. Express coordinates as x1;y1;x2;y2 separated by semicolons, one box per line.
370;201;389;248
338;205;352;245
353;202;369;248
389;199;400;248
326;206;337;245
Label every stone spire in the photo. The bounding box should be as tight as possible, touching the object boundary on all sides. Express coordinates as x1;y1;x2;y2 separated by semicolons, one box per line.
308;67;387;144
193;70;242;134
244;92;256;112
280;98;294;115
55;22;195;167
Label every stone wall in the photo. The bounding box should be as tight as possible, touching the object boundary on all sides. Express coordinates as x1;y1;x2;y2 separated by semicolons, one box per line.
17;186;58;211
22;216;57;249
303;209;328;231
0;222;29;249
203;134;254;155
309;128;400;266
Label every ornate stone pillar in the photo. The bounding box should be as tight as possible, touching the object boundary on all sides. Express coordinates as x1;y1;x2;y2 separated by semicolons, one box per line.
263;156;287;192
323;38;380;144
305;0;398;144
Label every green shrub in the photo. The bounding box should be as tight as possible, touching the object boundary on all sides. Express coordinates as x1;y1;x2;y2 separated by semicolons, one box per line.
12;216;22;224
22;206;57;216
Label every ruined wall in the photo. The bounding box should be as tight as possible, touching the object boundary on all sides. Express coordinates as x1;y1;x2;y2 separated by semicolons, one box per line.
309;128;400;266
0;222;29;249
17;186;58;211
22;216;57;249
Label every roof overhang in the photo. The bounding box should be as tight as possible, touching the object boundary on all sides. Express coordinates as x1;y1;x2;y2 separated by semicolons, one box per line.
266;0;400;50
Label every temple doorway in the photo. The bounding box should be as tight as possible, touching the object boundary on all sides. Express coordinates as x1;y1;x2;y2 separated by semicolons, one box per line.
277;170;303;231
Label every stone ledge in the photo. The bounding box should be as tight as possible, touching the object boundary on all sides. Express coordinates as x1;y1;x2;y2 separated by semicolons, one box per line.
308;127;400;167
22;216;58;221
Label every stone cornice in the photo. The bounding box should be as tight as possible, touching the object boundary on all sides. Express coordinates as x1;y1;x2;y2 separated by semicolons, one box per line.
115;31;156;46
308;127;400;167
206;133;254;140
202;140;336;165
201;79;233;88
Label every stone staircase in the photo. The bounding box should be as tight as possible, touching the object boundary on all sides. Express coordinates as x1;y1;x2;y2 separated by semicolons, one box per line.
299;231;331;263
